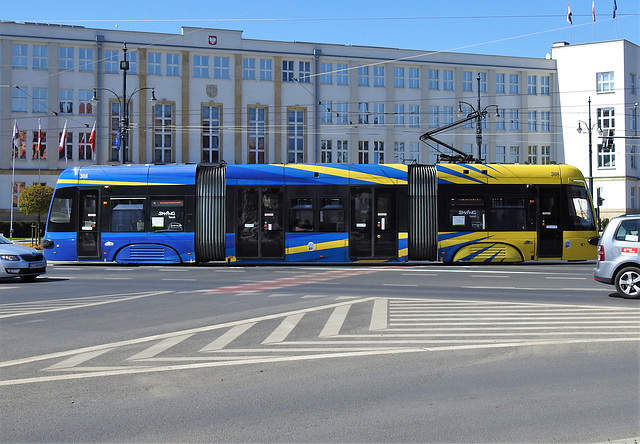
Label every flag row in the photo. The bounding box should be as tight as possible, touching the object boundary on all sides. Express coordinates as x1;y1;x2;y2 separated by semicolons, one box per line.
567;0;618;24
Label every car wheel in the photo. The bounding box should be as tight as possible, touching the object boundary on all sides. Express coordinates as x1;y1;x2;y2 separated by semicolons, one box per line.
20;275;38;282
614;266;640;298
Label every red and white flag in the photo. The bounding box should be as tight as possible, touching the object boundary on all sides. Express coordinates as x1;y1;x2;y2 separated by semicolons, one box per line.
58;120;68;161
592;1;596;21
567;2;573;24
89;121;96;152
37;120;42;159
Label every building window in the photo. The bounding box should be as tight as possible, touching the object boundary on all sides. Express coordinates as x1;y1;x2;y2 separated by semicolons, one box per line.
373;65;385;87
596;71;614;93
443;106;454;126
462;107;473;128
541;146;551;164
429;106;439;128
202;105;221;163
631;187;637;209
496;113;506;131
320;101;332;124
32;131;46;160
78;89;93;114
428;69;439;90
540;76;551;95
337;140;348;163
194;55;209;78
13;183;25;209
79;131;92;161
496;146;506;163
127;51;137;74
320;62;332;84
105;50;119;74
409;142;420;163
358;102;369;124
166;54;180;76
527;75;537;95
33;45;48;70
358;141;369;164
154;104;173;163
242;57;255;80
12;44;27;69
479;72;487;92
373;141;384;164
288;109;305;163
59;132;73;160
358;66;369;86
32;88;47;114
394;142;405;163
214;56;230;79
259;59;272;81
59;89;73;114
496;73;505;94
509;109;519;130
409;68;420;89
528;111;537;132
509;146;520;163
373;103;384;125
60;47;74;72
298;61;311;83
248;107;266;164
527;145;537;164
394;67;404;88
337;63;349;85
336;102;349;125
462;71;473;92
394;104;405;127
282;60;295;82
79;48;93;72
409;105;420;127
598;107;615;168
509;74;519;94
148;52;162;75
631;146;638;169
321;139;332;163
443;70;454;91
631;74;637;95
541;111;550;132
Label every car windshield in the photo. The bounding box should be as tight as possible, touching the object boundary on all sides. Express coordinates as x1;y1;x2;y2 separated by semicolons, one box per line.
0;235;14;244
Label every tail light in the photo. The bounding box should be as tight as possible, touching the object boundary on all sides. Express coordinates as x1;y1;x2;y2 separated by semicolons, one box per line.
597;245;605;261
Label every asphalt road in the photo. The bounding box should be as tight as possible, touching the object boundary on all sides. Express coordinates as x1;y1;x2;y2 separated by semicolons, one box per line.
1;261;638;443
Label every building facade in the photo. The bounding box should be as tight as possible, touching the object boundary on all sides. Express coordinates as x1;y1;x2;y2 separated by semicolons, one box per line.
553;40;640;221
2;21;634;223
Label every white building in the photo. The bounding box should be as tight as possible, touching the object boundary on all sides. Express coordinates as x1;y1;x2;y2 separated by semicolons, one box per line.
553;39;640;221
1;21;636;223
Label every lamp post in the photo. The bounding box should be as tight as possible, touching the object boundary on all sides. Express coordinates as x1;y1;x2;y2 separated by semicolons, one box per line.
576;96;602;196
92;43;157;164
458;73;499;162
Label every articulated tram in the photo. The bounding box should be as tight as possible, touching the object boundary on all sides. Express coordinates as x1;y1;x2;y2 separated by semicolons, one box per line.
43;163;598;264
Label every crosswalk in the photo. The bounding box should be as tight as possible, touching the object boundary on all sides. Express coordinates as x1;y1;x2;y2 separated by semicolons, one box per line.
1;297;638;386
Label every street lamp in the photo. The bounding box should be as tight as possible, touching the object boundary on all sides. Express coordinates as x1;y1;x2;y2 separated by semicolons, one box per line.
576;96;602;195
91;43;157;164
458;73;499;161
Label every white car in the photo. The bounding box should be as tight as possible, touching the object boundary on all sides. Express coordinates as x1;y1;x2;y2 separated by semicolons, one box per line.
0;235;47;282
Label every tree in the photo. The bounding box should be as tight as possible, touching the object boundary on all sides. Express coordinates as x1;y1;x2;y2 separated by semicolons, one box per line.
18;183;53;244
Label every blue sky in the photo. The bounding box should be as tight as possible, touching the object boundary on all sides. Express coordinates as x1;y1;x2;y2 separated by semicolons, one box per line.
4;0;639;58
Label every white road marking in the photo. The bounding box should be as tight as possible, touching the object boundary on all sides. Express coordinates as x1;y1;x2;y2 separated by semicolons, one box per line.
319;305;350;337
370;298;388;331
200;323;256;351
263;314;305;344
127;334;194;360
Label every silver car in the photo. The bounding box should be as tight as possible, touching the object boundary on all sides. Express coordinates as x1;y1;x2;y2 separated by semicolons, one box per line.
594;215;640;298
0;235;47;282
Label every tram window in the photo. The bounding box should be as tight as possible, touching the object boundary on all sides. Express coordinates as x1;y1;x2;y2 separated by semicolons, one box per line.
564;186;596;230
150;198;184;232
319;198;345;232
290;198;314;231
111;198;145;232
490;197;527;231
447;196;485;230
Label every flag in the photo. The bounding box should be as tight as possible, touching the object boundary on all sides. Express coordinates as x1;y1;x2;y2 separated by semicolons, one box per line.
37;120;42;159
11;120;20;159
114;128;121;150
89;121;96;152
567;2;573;24
592;1;596;21
613;0;617;18
58;120;68;162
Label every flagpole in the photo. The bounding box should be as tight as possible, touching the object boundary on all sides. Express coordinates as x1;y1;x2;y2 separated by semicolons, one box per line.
10;121;17;238
37;119;41;183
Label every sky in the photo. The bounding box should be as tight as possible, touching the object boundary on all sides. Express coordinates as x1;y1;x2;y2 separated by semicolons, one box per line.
3;0;639;58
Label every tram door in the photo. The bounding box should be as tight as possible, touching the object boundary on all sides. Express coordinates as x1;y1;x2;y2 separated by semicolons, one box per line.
538;187;563;257
77;189;101;259
236;187;284;259
350;187;397;259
